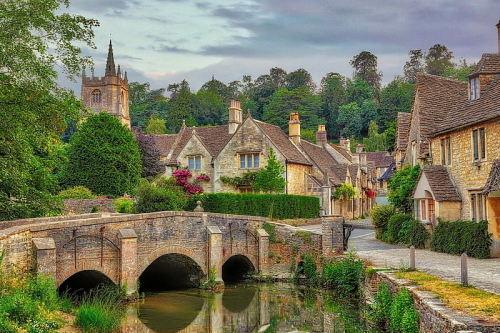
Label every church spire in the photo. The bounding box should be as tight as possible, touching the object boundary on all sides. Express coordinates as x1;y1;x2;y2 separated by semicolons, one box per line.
105;39;116;77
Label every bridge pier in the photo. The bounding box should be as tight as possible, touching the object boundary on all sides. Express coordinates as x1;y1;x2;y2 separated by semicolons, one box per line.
321;216;344;257
119;229;138;296
32;238;56;278
207;226;224;284
256;229;269;275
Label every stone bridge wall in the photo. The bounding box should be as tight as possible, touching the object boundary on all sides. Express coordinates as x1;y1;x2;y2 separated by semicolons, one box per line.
0;212;344;294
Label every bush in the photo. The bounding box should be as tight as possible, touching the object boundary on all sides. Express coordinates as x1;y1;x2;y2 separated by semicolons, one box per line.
58;186;94;199
297;253;318;284
322;252;364;296
370;205;395;239
430;219;492;258
369;281;392;330
383;214;429;248
134;179;187;213
187;193;319;219
407;219;429;249
388;165;420;214
390;288;419;333
113;195;134;213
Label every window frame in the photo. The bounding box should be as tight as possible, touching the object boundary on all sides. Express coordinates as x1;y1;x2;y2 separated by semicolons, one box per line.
239;153;260;169
440;136;452;165
187;155;202;170
470;192;486;221
91;89;102;104
469;76;480;100
472;128;486;162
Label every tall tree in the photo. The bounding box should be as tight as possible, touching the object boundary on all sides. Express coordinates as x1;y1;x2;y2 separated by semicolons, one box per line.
59;113;142;197
425;44;454;76
285;68;316;92
403;49;425;84
199;76;230;102
378;79;414;130
319;73;347;139
128;81;168;130
0;0;98;220
166;80;196;132
146;115;167;134
262;87;321;132
135;132;164;179
253;148;286;193
338;102;362;138
350;51;382;91
270;67;287;90
194;90;227;126
362;121;388;152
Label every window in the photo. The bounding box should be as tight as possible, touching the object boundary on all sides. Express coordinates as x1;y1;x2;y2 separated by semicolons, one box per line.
91;89;101;103
188;155;201;170
470;77;480;100
470;192;486;221
472;128;486;161
239;153;259;169
440;137;451;165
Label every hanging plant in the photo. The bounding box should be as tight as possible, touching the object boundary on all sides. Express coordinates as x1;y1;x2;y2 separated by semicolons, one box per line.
333;183;357;201
363;187;376;198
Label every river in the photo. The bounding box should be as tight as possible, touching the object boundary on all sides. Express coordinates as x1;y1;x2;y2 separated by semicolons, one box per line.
120;282;374;332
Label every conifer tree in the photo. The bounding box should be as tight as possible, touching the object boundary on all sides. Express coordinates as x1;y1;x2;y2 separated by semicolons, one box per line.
253;148;287;193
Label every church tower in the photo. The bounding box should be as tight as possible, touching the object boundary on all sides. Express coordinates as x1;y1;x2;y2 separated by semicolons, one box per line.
81;40;130;128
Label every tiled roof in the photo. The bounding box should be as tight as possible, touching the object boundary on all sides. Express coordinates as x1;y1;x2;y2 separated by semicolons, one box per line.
413;73;468;155
433;74;500;134
348;165;359;186
468;53;500;76
419;165;461;202
150;134;178;157
328;143;352;162
167;127;192;164
484;159;500;195
254;120;311;165
395;112;411;151
378;162;395;181
365;151;394;168
300;140;339;175
329;164;349;185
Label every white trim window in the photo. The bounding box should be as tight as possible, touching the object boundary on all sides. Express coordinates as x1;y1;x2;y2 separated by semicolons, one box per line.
239;153;260;169
469;76;480;100
188;155;202;170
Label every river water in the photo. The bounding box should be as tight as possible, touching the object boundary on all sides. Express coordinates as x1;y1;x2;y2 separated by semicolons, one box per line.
121;282;373;332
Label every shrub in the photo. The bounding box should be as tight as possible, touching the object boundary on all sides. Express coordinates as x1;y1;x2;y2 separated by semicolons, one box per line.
430;219;492;258
58;186;94;199
407;219;429;249
370;205;395;239
390;288;419;333
134;179;187;213
388;165;420;214
187;193;319;219
322;252;364;297
113;195;134;213
298;253;318;284
369;281;392;330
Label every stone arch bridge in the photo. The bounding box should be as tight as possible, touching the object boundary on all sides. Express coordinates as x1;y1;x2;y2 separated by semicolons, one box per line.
0;211;343;295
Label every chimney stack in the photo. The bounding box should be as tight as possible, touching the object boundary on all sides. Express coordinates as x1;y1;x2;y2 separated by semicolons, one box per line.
356;144;364;154
228;99;243;134
339;138;351;152
497;20;500;53
316;124;327;145
289;113;301;145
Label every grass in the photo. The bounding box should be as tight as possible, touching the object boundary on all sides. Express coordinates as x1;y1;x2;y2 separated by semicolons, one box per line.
395;271;500;322
74;286;125;333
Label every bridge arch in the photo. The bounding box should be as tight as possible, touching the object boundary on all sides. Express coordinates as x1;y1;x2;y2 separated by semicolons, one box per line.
58;269;116;296
58;264;118;287
222;254;256;284
140;246;206;276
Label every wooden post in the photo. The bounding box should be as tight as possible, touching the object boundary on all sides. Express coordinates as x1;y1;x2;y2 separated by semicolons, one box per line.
461;253;468;285
410;246;415;270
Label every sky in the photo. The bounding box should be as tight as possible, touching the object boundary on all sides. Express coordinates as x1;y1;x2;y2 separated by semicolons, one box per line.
60;0;500;97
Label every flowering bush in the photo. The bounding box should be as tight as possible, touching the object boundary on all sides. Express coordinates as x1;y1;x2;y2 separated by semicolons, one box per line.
364;187;376;198
196;174;210;181
173;168;203;195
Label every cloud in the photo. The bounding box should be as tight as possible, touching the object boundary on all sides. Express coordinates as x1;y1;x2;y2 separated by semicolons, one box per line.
70;0;139;14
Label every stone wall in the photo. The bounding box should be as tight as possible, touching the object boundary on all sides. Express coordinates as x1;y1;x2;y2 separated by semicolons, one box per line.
63;199;116;215
366;271;500;333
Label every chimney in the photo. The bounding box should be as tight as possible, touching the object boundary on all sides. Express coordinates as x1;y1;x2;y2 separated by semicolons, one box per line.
288;113;301;145
339;138;351;152
228;99;242;134
316;124;327;145
356;144;364;154
497;20;500;53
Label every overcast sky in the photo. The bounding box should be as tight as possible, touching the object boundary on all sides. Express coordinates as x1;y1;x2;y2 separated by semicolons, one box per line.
61;0;500;96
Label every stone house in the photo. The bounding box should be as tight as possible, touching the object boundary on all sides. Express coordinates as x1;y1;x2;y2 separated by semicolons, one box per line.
152;100;378;218
399;22;500;256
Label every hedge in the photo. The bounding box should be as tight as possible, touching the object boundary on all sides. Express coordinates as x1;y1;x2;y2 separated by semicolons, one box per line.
187;193;319;219
430;219;492;258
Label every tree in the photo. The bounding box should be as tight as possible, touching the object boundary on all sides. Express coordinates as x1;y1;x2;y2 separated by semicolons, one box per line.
166;80;197;132
378;79;414;129
0;0;98;220
403;49;425;84
146;115;167;134
285;68;316;92
362;121;388;152
425;44;454;76
262;87;321;132
338;102;362;138
253;148;286;193
194;90;227;126
346;78;374;106
350;51;382;91
128;81;168;130
59;113;142;197
135;132;164;179
442;59;474;82
388;165;421;214
320;73;347;139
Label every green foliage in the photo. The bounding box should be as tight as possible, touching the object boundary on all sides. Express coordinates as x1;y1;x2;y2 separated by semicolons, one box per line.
368;281;392;330
425;44;454;76
299;253;318;284
57;186;95;199
370;205;395;232
378;79;414;127
189;193;319;219
388;165;421;214
253;148;287;193
145;115;167;134
220;171;259;188
74;286;125;333
338;102;362;138
350;51;382;91
113;195;134;213
430;220;492;258
389;288;419;333
59;113;142;197
133;178;187;213
166;80;197;132
128;82;168;130
362;120;388;152
262;221;280;243
333;183;357;201
322;252;365;296
383;214;429;248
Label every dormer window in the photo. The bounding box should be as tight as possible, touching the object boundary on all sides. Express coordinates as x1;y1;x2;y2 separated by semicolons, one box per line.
469;76;480;100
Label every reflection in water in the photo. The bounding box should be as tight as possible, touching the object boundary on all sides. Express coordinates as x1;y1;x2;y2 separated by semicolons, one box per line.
124;283;371;333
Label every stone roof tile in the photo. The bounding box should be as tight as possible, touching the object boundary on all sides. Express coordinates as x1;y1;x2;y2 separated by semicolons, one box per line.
421;165;461;202
396;112;411;151
468;53;500;76
365;151;394;168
